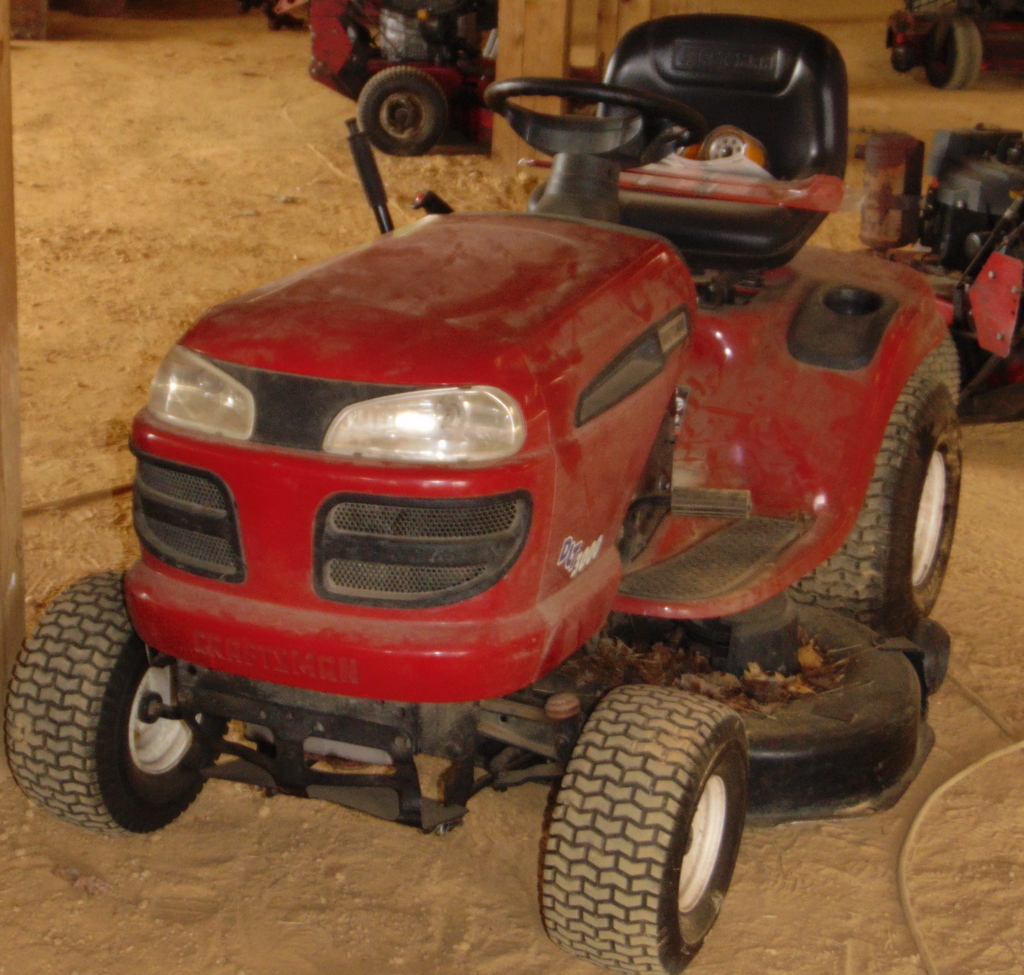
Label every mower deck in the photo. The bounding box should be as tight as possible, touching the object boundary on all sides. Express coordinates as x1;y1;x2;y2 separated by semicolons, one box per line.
175;605;936;832
743;608;934;823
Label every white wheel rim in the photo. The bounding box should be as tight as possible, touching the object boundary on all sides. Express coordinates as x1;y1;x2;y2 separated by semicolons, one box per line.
128;666;192;775
678;774;728;915
912;450;947;588
707;132;745;158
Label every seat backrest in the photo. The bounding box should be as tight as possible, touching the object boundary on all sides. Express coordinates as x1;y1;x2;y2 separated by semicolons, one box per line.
605;15;847;181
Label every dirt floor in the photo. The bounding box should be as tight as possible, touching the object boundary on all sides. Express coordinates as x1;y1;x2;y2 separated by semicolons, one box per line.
2;3;1024;974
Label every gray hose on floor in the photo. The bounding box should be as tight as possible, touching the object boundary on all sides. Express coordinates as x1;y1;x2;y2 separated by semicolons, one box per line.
896;669;1024;975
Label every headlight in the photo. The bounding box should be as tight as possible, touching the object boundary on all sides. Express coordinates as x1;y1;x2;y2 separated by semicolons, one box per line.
322;386;526;464
147;346;255;440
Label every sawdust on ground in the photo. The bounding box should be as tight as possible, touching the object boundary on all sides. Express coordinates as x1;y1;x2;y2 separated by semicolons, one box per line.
2;4;1023;975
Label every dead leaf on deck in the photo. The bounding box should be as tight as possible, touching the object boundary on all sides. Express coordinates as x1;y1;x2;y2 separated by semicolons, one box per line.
575;624;850;716
798;640;826;671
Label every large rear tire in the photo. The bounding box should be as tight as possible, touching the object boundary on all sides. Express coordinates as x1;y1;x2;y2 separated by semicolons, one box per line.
4;572;210;833
541;685;748;975
791;372;961;636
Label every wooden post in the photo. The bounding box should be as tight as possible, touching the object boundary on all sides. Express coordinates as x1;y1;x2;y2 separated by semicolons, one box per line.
616;0;652;38
596;0;620;75
491;0;571;175
650;0;679;20
0;0;25;735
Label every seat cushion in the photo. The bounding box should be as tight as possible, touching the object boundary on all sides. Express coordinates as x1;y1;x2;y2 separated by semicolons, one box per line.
618;191;827;271
606;15;847;268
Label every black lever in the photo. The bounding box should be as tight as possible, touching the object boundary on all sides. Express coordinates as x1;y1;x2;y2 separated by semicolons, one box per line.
346;119;394;234
412;190;454;215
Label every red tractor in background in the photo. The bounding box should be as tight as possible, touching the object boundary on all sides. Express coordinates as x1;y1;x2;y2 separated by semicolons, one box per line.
5;15;985;975
888;0;1024;88
861;125;1024;422
304;0;497;154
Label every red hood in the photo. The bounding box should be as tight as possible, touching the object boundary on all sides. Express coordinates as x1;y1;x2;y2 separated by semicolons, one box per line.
180;214;688;397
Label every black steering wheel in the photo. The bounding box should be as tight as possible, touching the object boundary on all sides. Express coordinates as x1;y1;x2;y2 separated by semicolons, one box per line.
483;77;708;163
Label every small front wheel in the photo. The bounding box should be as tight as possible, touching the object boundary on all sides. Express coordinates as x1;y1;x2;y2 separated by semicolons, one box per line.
924;16;983;90
357;66;449;156
542;685;748;975
4;572;211;833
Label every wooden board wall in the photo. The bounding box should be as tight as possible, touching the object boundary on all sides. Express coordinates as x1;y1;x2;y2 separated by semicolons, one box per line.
491;0;573;173
0;0;25;719
574;0;898;69
491;0;895;172
490;0;744;172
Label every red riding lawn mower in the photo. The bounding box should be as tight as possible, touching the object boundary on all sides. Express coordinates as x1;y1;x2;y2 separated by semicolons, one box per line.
305;0;497;154
888;0;1024;89
6;15;1004;975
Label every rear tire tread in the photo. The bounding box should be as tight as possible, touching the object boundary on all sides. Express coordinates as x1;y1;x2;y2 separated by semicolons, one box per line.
791;366;960;633
919;332;961;399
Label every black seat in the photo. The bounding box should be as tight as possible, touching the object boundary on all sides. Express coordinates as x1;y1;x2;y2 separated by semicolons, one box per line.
605;15;848;270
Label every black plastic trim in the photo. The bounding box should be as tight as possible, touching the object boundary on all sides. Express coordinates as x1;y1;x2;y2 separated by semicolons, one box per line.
132;448;246;583
787;282;899;371
312;491;532;608
744;607;926;822
669;37;794;90
211;357;422;452
575;305;688;426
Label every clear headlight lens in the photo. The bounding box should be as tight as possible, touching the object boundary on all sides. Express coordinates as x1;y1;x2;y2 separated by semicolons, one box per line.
322;386;526;464
147;346;255;440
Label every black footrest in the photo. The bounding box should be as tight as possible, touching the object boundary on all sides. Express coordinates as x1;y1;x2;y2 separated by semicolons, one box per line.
619;517;805;602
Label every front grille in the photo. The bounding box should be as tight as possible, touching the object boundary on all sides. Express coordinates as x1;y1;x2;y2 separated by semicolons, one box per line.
137;463;227;510
133;451;245;582
314;492;531;608
326;560;489;594
328;496;522;539
145;520;238;569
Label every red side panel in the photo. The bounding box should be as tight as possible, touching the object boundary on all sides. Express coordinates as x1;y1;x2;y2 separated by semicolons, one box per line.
969;251;1023;357
308;0;361;99
614;246;948;619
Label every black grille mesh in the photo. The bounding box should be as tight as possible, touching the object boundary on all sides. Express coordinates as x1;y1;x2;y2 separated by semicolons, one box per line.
315;491;530;608
133;452;244;582
325;559;488;595
146;520;237;572
328;497;520;539
138;462;227;511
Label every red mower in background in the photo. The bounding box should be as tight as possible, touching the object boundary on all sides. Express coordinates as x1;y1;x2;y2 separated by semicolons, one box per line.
5;16;968;975
888;0;1024;89
861;126;1024;422
304;0;496;154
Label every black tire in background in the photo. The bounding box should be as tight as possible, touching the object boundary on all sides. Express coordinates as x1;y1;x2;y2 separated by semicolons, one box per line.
791;372;961;637
357;66;449;156
924;16;983;90
4;571;211;833
542;684;748;975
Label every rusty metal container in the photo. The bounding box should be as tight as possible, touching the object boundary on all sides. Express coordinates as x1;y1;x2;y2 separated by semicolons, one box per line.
860;131;925;250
